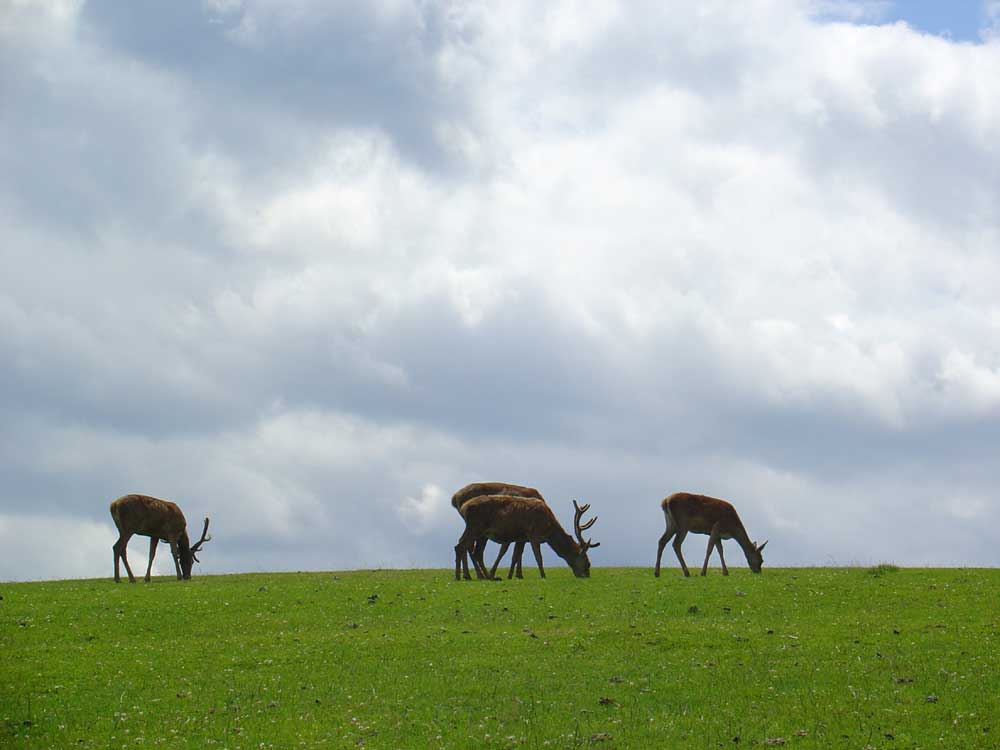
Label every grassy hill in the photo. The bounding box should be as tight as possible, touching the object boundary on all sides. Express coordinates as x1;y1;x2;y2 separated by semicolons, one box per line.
2;567;998;749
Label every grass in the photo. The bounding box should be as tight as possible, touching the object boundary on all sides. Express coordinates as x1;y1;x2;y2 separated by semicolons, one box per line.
867;564;901;578
1;567;998;749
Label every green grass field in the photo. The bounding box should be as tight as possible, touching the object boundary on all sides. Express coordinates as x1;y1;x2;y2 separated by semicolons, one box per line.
2;567;998;749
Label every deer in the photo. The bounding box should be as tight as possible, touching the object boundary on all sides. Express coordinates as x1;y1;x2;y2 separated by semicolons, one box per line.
654;492;767;577
455;496;599;580
110;494;212;583
451;482;546;580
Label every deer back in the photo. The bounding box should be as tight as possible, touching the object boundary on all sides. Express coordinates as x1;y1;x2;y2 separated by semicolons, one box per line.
451;482;544;514
662;492;745;536
460;495;562;542
110;494;189;542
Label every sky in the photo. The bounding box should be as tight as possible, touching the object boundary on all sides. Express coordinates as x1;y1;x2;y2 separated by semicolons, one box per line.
841;0;998;41
2;0;1000;581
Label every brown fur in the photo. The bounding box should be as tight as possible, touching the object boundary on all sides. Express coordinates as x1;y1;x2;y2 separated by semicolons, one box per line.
454;495;598;580
110;494;211;583
654;492;767;577
451;482;543;512
451;482;545;579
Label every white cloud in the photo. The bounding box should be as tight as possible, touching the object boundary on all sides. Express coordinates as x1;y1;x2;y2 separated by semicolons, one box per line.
397;484;450;533
0;0;82;36
946;492;989;522
937;349;1000;414
807;1;891;24
984;2;1000;39
2;1;1000;579
0;515;116;582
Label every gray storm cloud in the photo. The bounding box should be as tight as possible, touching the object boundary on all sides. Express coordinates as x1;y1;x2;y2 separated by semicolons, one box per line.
1;0;999;580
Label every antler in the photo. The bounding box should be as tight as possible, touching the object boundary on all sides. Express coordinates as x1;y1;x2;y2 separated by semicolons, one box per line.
572;500;600;551
190;517;212;561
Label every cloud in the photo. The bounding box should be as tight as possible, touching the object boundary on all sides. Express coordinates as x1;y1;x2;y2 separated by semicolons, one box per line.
2;1;1000;580
0;514;122;582
983;1;1000;40
397;484;450;534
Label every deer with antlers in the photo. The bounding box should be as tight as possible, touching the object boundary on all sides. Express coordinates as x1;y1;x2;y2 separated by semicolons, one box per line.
451;482;546;580
110;494;212;582
455;496;599;580
654;492;767;577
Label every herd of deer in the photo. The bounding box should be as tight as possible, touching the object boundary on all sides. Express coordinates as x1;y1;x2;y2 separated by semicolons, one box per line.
109;483;768;583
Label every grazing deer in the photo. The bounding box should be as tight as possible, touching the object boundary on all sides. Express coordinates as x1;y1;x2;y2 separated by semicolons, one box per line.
654;492;767;577
451;482;545;580
455;496;599;580
110;494;212;583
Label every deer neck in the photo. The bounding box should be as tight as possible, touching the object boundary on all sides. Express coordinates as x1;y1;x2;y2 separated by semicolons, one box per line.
732;525;756;557
547;528;581;562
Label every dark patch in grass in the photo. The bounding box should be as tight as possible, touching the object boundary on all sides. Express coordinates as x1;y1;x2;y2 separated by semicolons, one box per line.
867;563;901;577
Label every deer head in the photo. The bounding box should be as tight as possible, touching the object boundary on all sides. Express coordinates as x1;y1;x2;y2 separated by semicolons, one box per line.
746;539;767;573
178;517;212;579
569;500;600;578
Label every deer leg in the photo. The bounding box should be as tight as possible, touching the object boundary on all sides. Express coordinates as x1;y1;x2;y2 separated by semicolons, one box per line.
489;542;511;580
113;538;121;583
701;532;721;576
476;538;492;579
655;529;676;577
469;538;482;578
455;541;468;581
715;540;729;575
145;537;159;582
455;528;478;581
468;537;489;579
529;540;546;579
113;534;126;583
467;537;490;579
114;534;136;583
509;541;526;579
472;537;491;579
167;540;183;580
456;537;472;581
672;530;690;577
471;537;492;579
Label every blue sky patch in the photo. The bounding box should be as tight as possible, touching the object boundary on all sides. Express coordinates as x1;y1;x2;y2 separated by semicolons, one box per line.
821;0;995;42
883;0;989;42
